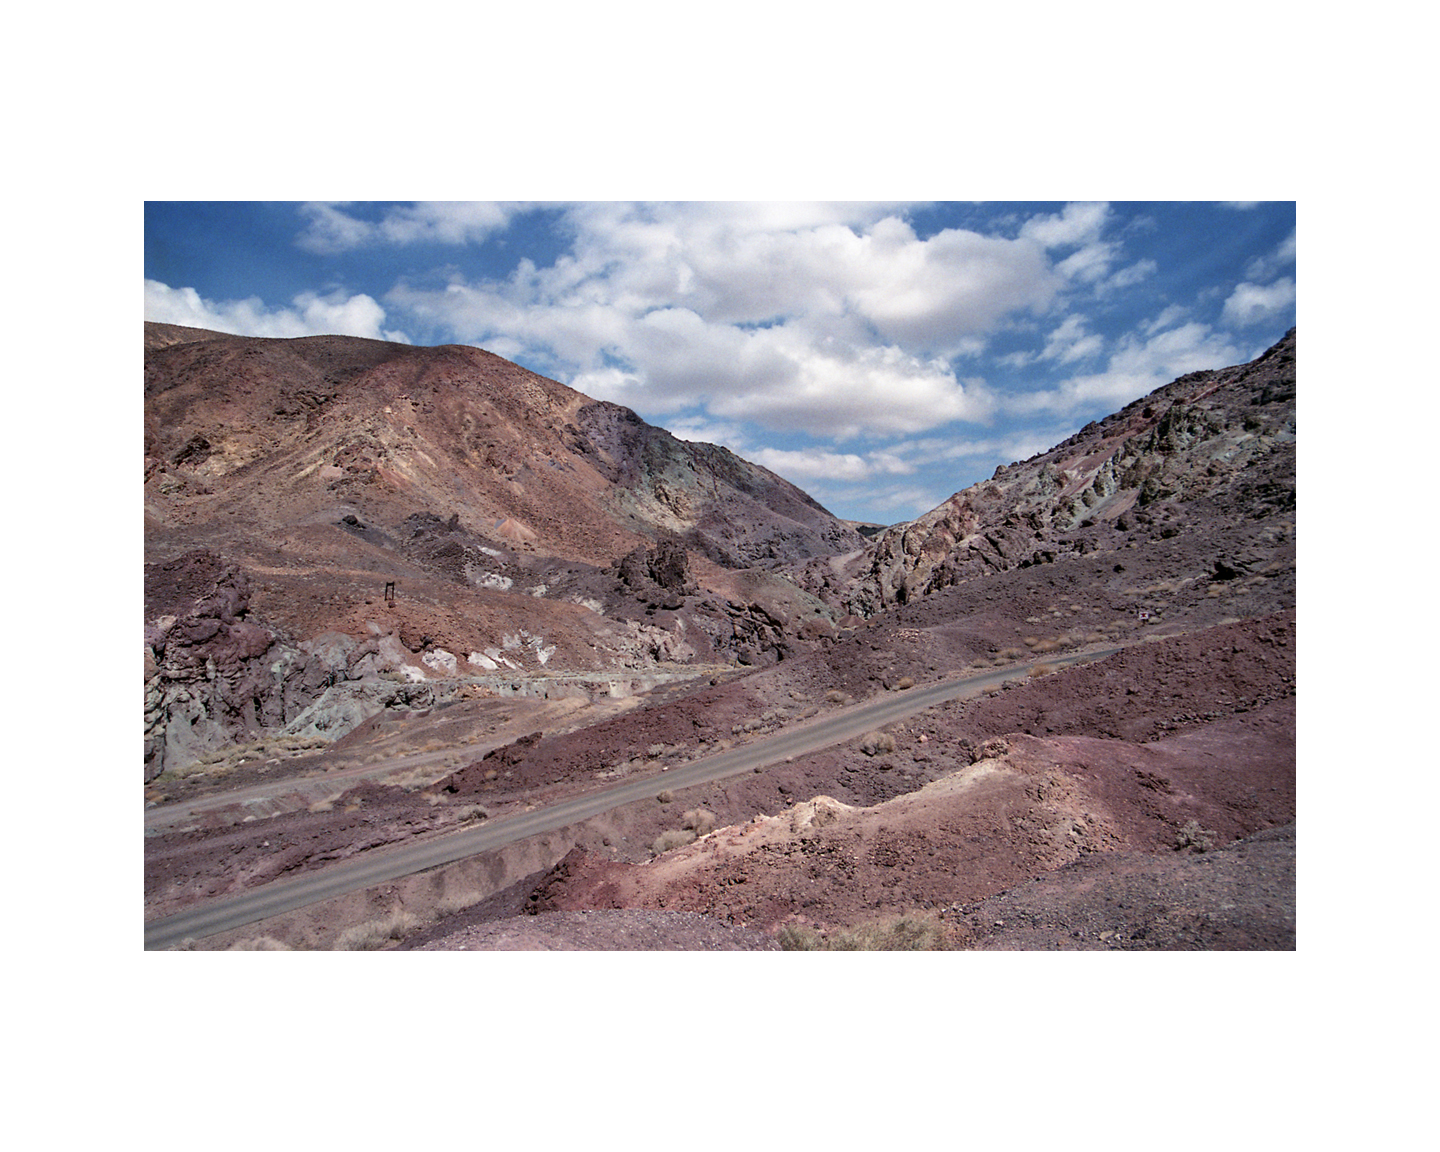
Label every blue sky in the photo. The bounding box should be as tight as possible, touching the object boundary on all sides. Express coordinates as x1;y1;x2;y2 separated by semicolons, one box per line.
145;201;1295;525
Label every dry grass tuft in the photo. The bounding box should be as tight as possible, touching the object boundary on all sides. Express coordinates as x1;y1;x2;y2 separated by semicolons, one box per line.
1028;663;1058;678
681;808;717;836
777;913;949;951
651;828;698;855
226;935;297;951
334;907;419;950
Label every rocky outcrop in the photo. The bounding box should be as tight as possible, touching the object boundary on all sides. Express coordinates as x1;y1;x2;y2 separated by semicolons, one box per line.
817;329;1297;616
574;399;865;566
143;550;417;780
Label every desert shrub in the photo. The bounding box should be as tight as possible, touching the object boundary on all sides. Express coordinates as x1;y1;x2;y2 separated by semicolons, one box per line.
454;804;489;824
651;828;697;855
334;908;418;950
777;913;948;951
226;936;296;951
277;735;328;752
1175;820;1217;853
859;731;896;757
891;677;915;691
1028;663;1058;678
681;808;716;836
656;789;674;804
825;690;848;705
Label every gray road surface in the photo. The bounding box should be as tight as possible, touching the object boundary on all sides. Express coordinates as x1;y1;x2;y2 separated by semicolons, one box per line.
143;647;1119;949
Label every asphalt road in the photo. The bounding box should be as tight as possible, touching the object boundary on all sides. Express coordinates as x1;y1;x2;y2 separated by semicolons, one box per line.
143;646;1120;949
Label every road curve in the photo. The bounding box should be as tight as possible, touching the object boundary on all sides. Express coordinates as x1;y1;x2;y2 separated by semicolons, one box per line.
144;646;1121;949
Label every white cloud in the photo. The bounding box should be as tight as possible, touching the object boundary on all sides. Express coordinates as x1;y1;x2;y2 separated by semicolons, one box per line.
1144;304;1190;335
1038;315;1104;364
1008;320;1246;418
293;203;375;255
1242;231;1297;282
1019;202;1109;248
382;202;1062;440
746;445;916;483
1222;277;1296;326
1105;258;1157;290
1019;202;1120;286
144;280;410;342
296;201;517;254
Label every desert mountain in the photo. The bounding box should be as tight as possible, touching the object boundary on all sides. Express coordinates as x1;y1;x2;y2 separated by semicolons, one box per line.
145;323;861;571
144;324;861;778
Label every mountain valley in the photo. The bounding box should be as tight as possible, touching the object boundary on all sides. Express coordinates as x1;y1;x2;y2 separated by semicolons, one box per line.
143;323;1297;951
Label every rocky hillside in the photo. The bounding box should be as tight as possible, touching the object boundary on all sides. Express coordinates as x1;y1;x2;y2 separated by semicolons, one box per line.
144;324;862;571
143;325;863;779
794;329;1296;617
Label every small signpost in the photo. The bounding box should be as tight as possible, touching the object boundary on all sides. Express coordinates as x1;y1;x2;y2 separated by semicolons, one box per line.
384;581;396;604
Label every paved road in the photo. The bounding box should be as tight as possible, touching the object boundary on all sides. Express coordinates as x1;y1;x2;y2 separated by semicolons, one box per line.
143;646;1120;949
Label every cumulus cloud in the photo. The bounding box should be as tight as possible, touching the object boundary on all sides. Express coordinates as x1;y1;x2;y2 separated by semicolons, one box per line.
381;202;1064;441
144;280;410;342
1222;277;1296;326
